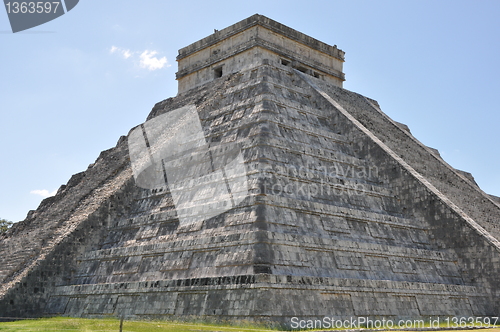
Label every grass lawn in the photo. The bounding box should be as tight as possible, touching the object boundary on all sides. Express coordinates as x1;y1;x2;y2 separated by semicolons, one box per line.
0;317;278;332
0;317;498;332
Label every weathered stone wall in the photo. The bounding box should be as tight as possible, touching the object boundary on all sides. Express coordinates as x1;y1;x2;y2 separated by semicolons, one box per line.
312;78;500;242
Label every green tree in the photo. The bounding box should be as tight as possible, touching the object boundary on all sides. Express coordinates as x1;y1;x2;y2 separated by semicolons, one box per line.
0;218;13;234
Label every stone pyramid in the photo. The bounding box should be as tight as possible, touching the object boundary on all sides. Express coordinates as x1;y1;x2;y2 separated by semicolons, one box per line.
1;14;500;326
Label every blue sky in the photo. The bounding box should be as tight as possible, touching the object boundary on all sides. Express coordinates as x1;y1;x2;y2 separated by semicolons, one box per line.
1;1;499;222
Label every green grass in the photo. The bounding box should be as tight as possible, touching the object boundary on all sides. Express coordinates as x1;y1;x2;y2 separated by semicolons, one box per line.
0;317;499;332
0;317;280;332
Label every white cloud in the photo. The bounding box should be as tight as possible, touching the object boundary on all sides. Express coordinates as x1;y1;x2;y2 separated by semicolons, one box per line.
122;49;132;59
110;46;132;59
30;189;57;198
139;50;168;71
109;46;169;71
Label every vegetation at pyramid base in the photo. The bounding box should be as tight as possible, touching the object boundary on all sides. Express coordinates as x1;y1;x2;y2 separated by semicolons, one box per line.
0;316;281;332
0;317;499;332
0;218;13;234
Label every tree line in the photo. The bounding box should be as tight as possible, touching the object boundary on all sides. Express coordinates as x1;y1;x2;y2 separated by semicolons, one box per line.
0;218;13;234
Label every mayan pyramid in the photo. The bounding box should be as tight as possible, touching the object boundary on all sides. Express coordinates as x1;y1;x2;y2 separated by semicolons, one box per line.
1;14;500;326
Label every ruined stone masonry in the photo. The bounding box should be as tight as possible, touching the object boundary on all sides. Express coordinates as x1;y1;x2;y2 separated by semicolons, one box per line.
1;14;500;326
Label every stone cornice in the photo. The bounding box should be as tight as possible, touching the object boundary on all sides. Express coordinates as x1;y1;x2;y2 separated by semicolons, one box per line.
177;14;345;61
176;37;345;81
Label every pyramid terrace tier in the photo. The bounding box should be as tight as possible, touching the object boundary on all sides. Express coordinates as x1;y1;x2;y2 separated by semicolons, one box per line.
44;275;495;322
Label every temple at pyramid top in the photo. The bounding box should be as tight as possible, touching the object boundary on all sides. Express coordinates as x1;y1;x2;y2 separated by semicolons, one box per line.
176;14;345;93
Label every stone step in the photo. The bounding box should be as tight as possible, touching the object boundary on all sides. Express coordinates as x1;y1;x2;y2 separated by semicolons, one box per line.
262;194;426;228
261;135;368;173
70;223;460;285
48;274;488;318
56;274;481;296
80;231;452;264
98;194;432;251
